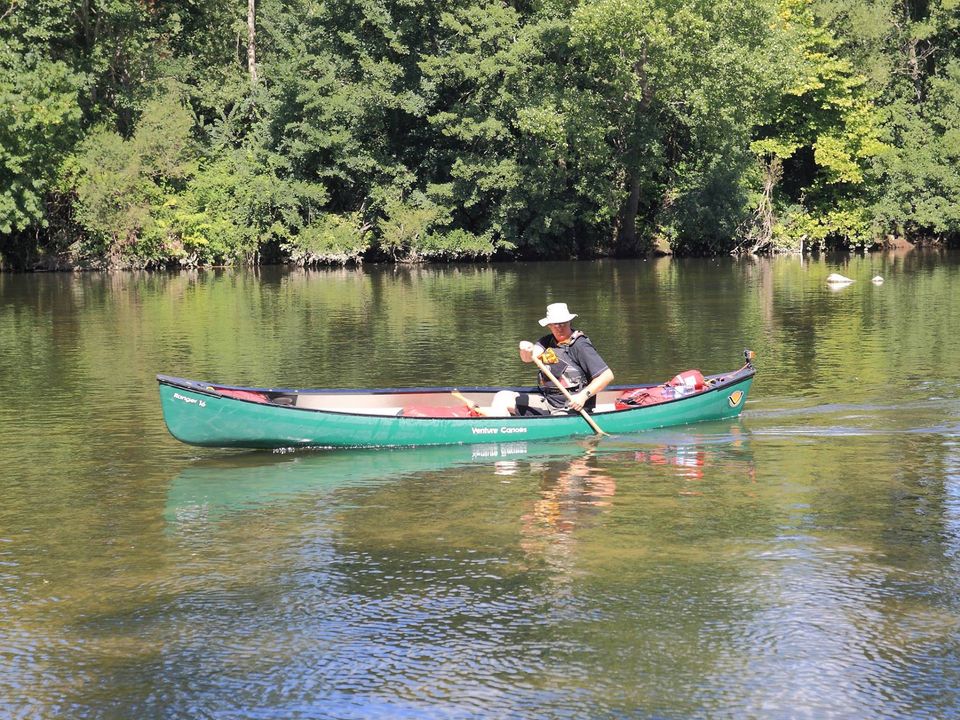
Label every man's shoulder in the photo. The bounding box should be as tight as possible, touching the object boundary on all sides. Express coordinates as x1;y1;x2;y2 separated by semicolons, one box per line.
570;333;607;363
568;331;594;347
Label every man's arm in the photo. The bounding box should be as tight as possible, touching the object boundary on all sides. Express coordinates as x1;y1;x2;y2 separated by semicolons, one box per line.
567;338;614;411
569;367;615;411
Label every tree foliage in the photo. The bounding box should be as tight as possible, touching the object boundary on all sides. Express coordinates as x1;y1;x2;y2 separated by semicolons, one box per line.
0;47;82;236
745;0;887;252
1;0;959;269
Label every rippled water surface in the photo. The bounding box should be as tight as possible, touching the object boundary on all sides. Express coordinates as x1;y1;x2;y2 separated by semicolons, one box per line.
1;253;959;718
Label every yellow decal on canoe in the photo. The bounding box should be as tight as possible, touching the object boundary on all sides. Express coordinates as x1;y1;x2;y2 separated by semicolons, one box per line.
728;390;744;407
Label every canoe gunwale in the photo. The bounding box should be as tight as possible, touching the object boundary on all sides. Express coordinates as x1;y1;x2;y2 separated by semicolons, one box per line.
156;365;755;421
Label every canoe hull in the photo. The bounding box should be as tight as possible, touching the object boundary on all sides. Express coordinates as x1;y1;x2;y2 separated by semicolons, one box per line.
158;369;754;449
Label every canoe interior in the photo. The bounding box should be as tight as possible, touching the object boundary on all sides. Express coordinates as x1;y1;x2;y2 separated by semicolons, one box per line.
157;369;750;418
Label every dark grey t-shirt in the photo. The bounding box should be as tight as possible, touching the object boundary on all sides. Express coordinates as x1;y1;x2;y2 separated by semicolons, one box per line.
535;331;610;409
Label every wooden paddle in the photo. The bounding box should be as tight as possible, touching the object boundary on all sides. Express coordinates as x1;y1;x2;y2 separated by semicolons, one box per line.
532;355;607;436
451;389;493;417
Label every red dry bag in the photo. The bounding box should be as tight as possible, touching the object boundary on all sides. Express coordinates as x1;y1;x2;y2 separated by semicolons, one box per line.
667;369;706;394
615;385;675;410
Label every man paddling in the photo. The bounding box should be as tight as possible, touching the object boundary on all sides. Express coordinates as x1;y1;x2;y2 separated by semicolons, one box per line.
491;302;615;416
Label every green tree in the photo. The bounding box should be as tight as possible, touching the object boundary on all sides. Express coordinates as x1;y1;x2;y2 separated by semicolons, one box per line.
0;0;253;267
6;0;960;266
260;0;520;261
873;59;960;241
550;0;781;254
862;0;960;245
809;0;960;247
64;88;197;266
0;49;83;236
417;1;530;258
745;0;887;252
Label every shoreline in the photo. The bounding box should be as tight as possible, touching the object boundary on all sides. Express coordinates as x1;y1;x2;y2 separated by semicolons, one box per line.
0;239;960;274
2;242;954;274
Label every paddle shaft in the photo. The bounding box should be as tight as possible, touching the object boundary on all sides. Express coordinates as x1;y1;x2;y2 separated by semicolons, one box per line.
451;389;493;417
532;356;607;436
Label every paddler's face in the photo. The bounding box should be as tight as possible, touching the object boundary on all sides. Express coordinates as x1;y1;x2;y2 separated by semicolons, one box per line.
549;321;572;343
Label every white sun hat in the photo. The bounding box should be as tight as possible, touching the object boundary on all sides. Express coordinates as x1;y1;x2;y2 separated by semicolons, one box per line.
539;302;578;327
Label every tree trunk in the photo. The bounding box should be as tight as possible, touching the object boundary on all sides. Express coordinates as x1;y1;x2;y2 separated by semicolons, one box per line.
247;0;258;85
906;37;922;101
736;155;781;254
617;173;642;254
757;155;781;248
614;49;654;256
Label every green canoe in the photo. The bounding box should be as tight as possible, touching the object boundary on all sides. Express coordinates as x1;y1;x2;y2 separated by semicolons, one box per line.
157;354;755;450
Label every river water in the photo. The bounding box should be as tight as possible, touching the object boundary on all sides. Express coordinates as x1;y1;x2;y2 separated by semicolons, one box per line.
1;252;959;719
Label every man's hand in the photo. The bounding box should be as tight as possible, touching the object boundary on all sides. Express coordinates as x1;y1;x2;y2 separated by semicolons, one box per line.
518;341;542;362
569;389;591;412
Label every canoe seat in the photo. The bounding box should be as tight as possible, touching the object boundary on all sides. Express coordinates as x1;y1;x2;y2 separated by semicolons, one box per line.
293;394;403;414
347;407;405;416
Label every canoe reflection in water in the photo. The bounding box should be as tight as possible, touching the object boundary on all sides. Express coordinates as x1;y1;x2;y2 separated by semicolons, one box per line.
165;424;754;542
518;425;756;574
628;424;754;492
634;446;707;481
165;440;593;531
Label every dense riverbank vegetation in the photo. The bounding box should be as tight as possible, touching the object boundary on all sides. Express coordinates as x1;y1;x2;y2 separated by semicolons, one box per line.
2;0;959;270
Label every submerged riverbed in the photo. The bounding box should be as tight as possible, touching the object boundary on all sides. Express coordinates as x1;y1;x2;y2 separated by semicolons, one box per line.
1;252;959;718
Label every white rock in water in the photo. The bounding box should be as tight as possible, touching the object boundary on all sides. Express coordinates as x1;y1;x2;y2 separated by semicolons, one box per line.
871;275;884;284
826;273;854;284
